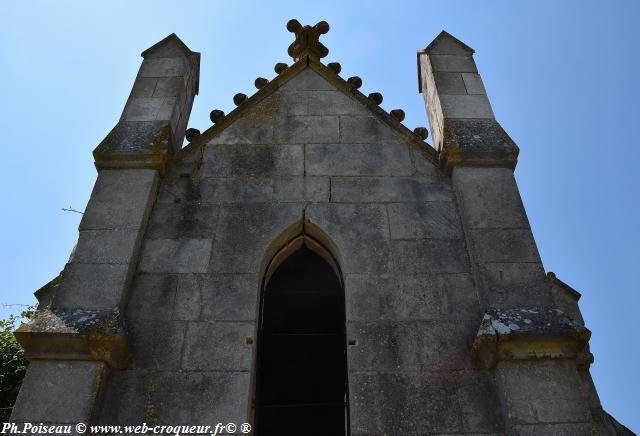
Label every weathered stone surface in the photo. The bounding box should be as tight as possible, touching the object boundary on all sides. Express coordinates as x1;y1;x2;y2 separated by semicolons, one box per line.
73;228;140;264
456;370;505;433
139;57;187;77
479;262;553;308
433;71;468;95
131;77;156;98
429;433;503;436
439;94;494;119
123;97;177;122
153;77;184;97
260;90;308;117
201;176;328;203
96;120;169;154
127;273;176;320
97;370;148;424
345;273;479;321
11;361;105;423
428;54;478;73
453;166;530;229
14;308;127;367
182;322;254;370
339;115;400;143
387;201;462;239
210;203;301;273
331;177;453;202
510;423;593;436
146;203;218;239
203;144;304;177
347;320;475;370
274;115;339;143
349;371;463;433
172;274;202;321
155;176;192;204
306;142;413;176
208;108;275;145
470;228;541;263
442;119;519;167
307;90;360;115
462;72;487;95
139;239;212;273
338;239;393;274
128;320;186;370
199;274;259;321
201;177;272;203
496;360;591;425
19;308;124;337
391;239;470;274
276;175;329;202
280;68;333;91
411;146;443;177
306;203;390;241
53;263;129;310
474;309;590;369
147;371;250;425
80;170;158;230
501;356;588;397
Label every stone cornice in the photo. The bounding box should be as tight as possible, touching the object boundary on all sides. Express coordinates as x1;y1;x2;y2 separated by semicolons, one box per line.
15;308;128;369
472;308;591;368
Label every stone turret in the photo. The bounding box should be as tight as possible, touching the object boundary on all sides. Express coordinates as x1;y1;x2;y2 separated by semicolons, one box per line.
418;31;518;170
94;33;200;170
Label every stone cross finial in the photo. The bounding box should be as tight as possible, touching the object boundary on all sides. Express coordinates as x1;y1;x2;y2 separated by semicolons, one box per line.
286;19;330;61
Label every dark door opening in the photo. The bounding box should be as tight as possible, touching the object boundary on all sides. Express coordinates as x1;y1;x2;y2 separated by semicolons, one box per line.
255;244;348;435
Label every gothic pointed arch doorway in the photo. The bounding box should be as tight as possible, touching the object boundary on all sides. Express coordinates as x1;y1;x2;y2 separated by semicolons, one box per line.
254;230;349;435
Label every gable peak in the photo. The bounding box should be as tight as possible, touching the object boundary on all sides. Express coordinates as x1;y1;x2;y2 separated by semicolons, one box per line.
424;30;474;55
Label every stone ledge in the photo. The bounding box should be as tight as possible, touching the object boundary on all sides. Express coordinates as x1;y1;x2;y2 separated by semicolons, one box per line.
472;308;590;368
93;122;171;171
15;308;128;369
441;118;519;172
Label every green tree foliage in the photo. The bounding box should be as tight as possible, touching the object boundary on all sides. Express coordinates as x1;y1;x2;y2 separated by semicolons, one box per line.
0;309;33;422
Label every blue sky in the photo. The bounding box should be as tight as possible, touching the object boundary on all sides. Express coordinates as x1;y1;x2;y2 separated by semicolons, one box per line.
1;0;638;430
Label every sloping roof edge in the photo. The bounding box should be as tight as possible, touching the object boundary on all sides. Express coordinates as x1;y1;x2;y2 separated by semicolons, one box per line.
176;55;437;165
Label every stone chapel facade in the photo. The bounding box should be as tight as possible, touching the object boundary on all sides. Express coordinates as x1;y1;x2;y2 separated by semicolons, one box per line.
10;20;633;436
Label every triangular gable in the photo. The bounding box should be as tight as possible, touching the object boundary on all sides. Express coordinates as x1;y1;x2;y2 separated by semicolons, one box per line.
178;56;437;166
